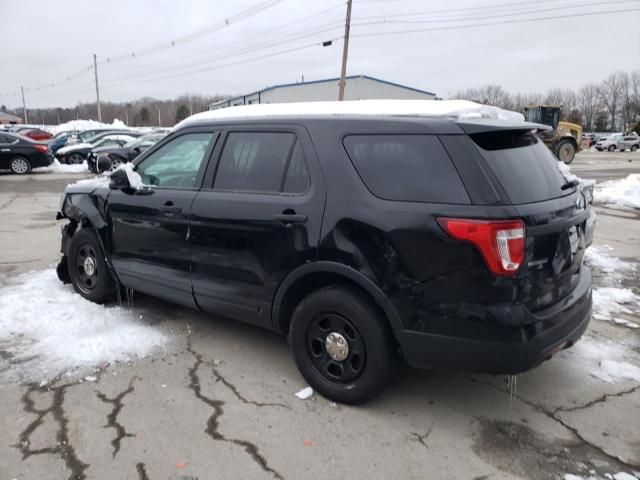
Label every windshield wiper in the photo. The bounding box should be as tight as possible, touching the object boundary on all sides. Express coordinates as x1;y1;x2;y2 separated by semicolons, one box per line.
561;179;580;190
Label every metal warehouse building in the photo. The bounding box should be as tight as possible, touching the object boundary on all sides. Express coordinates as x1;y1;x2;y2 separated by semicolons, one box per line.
209;75;436;110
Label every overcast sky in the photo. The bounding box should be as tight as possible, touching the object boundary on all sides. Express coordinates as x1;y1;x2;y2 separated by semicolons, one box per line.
1;0;639;109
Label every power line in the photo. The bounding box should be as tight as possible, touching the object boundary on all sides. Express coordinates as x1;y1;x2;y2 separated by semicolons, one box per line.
101;0;285;65
351;7;640;39
355;0;639;24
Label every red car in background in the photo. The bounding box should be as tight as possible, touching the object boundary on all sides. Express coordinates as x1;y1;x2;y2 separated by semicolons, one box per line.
16;128;53;141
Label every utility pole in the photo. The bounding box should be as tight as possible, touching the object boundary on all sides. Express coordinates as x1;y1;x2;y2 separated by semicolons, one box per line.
93;54;102;122
158;107;161;127
125;108;129;125
20;86;28;124
189;93;193;116
338;0;352;101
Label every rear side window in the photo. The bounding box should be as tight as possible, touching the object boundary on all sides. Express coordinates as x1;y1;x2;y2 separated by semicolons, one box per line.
215;132;310;194
469;131;567;204
343;135;470;204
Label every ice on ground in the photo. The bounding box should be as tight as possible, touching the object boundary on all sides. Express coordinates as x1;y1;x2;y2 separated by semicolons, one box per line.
0;269;167;382
592;287;639;321
594;174;640;210
47;118;129;136
175;99;525;130
33;159;88;174
295;386;313;399
585;246;636;285
598;360;640;383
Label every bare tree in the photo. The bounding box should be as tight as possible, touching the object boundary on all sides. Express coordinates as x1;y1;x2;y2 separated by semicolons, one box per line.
453;85;512;109
599;72;625;131
577;83;601;131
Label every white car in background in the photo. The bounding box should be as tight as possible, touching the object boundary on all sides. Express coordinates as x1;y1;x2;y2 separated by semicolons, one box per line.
595;134;639;152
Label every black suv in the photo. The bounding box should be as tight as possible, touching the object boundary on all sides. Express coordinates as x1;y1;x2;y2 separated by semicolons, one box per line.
56;114;595;403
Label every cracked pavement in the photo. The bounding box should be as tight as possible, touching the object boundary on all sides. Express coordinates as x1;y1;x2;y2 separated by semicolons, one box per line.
1;153;639;480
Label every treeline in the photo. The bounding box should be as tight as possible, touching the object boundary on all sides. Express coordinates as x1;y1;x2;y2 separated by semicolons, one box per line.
0;93;227;127
454;70;639;133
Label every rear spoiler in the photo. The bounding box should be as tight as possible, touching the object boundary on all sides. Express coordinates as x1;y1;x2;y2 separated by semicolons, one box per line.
455;119;552;135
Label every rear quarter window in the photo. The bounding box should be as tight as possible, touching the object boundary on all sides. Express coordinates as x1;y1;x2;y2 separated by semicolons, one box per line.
469;131;568;204
343;134;470;204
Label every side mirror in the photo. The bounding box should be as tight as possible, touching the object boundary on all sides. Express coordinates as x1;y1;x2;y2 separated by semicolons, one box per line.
109;168;131;190
96;154;113;173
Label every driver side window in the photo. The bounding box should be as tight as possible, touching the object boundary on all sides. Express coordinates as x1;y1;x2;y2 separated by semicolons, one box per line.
136;132;214;189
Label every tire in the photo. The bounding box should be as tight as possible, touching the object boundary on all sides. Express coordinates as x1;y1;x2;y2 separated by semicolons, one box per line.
289;286;397;404
555;139;576;164
631;145;638;152
608;145;616;152
67;152;85;164
66;228;115;303
109;156;125;171
9;156;31;175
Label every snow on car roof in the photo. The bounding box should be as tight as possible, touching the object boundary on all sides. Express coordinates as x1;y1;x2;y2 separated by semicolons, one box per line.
174;99;525;130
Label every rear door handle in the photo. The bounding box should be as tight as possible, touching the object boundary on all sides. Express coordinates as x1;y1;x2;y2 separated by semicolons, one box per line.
274;213;307;224
0;149;10;152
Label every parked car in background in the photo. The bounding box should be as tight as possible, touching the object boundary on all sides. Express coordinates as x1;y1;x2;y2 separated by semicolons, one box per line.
16;127;53;141
68;128;130;145
56;107;595;403
49;130;80;154
583;133;597;147
56;132;139;164
595;134;639;151
88;133;167;172
0;132;53;174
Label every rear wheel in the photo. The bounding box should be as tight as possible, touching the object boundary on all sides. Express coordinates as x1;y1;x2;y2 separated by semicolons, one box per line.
631;145;638;152
67;152;85;164
9;156;31;174
289;286;397;404
555;139;576;164
67;228;115;303
608;145;616;152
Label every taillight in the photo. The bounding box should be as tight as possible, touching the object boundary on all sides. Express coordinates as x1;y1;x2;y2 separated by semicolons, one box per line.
34;144;48;153
437;218;525;276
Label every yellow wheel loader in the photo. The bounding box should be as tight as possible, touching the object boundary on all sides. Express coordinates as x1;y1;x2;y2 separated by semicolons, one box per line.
523;106;588;164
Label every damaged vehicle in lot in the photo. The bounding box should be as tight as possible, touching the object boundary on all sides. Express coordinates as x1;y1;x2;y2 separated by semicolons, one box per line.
56;106;596;404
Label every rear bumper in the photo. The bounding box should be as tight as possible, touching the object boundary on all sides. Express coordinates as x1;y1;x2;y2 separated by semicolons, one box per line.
395;267;592;374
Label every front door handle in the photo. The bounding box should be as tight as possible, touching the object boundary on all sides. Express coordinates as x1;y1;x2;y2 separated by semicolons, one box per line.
274;212;307;224
161;201;182;214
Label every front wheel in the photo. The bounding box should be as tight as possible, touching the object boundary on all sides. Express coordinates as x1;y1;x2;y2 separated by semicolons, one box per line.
67;152;85;164
608;145;616;152
9;156;31;174
289;286;397;404
555;139;576;164
67;228;115;303
630;145;638;152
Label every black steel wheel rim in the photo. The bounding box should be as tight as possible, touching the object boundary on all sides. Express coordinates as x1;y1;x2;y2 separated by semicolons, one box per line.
75;242;98;293
306;313;366;383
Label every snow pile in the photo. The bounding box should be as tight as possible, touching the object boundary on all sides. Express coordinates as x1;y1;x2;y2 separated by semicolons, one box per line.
295;386;314;399
175;99;525;130
47;118;128;136
0;269;167;381
33;159;89;174
594;174;640;210
592;287;639;322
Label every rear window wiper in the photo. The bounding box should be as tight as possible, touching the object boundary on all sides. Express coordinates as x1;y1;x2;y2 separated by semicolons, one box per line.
561;179;580;190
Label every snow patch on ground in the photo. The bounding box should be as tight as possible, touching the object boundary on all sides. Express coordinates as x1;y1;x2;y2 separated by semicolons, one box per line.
597;360;640;383
0;269;168;382
592;287;639;322
585;246;636;285
594;174;640;210
570;336;640;384
33;159;89;174
565;474;639;480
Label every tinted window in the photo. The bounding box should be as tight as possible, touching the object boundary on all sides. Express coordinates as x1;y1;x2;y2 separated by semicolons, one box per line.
343;135;470;204
0;134;14;143
137;132;214;189
214;132;296;193
470;131;567;204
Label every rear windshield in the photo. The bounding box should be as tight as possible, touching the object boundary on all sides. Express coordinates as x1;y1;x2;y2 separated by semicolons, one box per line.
343;134;470;204
469;131;568;204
